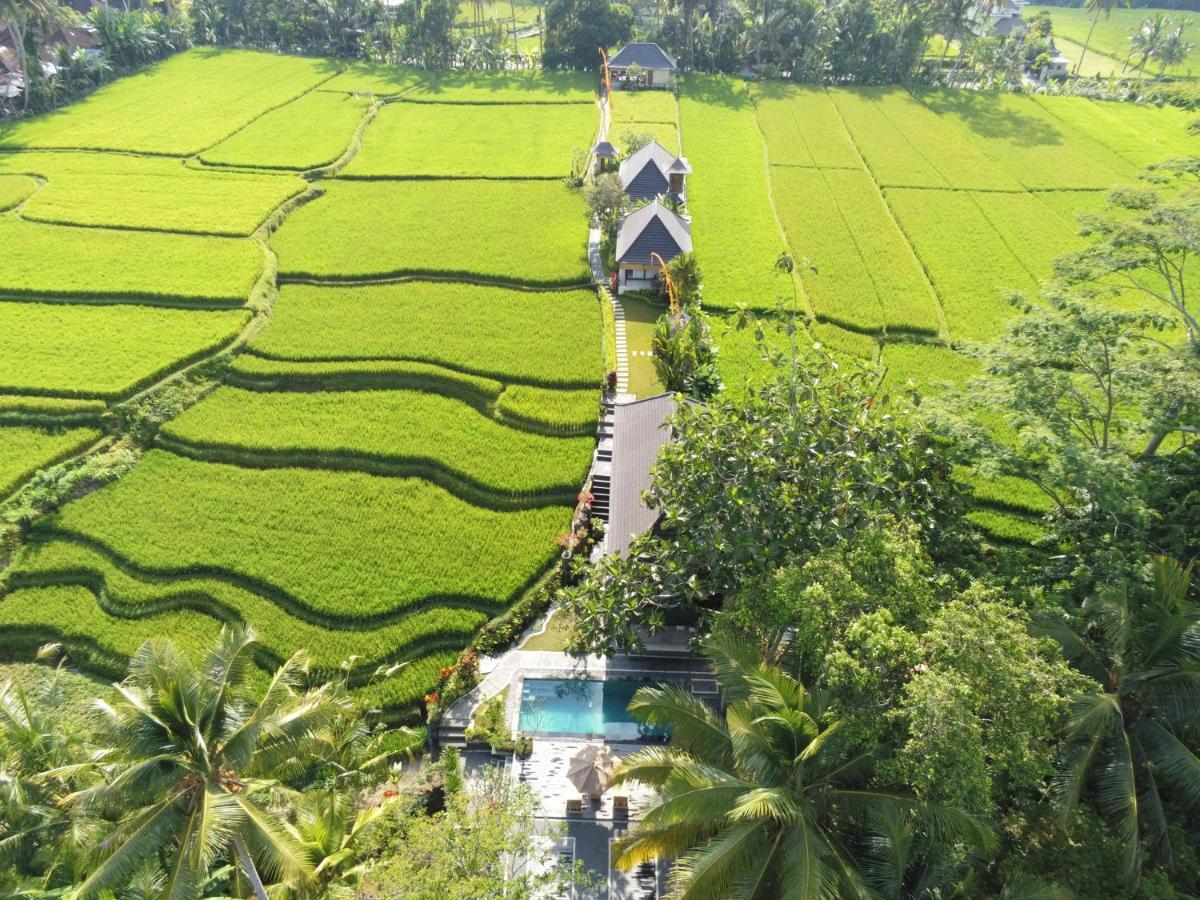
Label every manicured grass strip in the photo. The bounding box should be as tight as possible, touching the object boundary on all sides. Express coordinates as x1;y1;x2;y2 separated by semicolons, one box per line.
495;385;598;434
0;219;263;305
160;387;594;499
12;165;305;236
39;450;568;620
0;173;35;210
829;87;1023;190
0;303;247;399
1031;94;1199;169
0;49;337;155
250;282;602;387
0;426;101;497
770;166;941;335
400;69;594;104
752;85;861;169
342;101;594;179
884;187;1037;342
272;180;589;285
9;539;489;677
200;91;369;170
966;508;1047;545
680;75;791;311
229;356;503;400
911;89;1134;190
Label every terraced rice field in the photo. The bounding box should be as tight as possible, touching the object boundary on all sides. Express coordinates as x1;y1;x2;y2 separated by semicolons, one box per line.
679;74;1198;543
1028;4;1200;75
0;52;602;719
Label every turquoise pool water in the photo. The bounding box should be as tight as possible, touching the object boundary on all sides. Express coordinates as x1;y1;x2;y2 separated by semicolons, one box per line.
518;678;667;740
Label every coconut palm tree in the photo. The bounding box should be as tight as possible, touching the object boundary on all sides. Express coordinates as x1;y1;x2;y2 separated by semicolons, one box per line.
1126;12;1169;76
1074;0;1130;75
65;626;344;900
1154;20;1194;77
1040;557;1200;882
611;636;992;898
0;0;72;112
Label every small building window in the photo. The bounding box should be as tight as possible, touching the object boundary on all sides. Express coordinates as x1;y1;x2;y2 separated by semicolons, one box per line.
625;269;633;283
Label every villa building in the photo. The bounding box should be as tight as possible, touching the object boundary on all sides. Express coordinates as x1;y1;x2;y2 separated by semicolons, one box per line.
614;199;692;295
618;139;690;203
607;41;677;89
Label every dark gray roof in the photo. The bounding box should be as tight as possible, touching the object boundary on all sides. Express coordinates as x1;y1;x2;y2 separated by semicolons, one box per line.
619;141;687;201
608;42;677;71
594;140;617;158
615;200;692;265
608;394;677;558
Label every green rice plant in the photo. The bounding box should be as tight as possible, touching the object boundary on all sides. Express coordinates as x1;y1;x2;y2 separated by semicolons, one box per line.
0;49;336;155
1034;189;1110;229
401;69;594;104
37;450;568;620
249;282;601;387
954;466;1055;517
965;508;1047;544
271;179;589;285
0;173;35;210
884;187;1037;342
1027;4;1200;73
200;91;369;170
0;303;247;399
752;84;861;169
1031;94;1198;169
967;190;1091;284
911;89;1134;190
0;426;101;497
342;101;595;179
159;387;594;500
7;539;490;677
610;90;678;124
679;75;793;311
454;0;542;28
879;341;980;393
829;88;1023;190
0;218;263;304
318;63;423;97
810;321;880;360
611;122;679;155
229;356;504;401
0;396;106;428
2;153;306;235
495;385;598;434
770;167;941;335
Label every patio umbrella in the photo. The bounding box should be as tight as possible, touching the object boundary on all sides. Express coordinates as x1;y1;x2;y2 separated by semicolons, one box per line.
566;743;618;799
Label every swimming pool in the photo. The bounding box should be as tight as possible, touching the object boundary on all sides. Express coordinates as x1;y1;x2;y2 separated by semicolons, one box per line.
518;678;668;740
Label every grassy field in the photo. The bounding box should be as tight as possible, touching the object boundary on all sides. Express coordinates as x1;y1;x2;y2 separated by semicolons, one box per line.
272;179;589;284
0;303;247;398
0;49;336;155
1029;4;1200;75
342;100;594;179
199;91;370;170
0;426;101;497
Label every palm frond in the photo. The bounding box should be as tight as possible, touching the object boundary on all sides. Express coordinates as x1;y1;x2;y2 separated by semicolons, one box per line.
829;790;994;854
727;787;801;824
75;797;187;899
232;793;312;885
672;821;773;900
703;633;768;703
1134;717;1200;810
776;821;839;900
612;745;694;790
627;684;732;765
997;873;1075;900
1032;614;1110;685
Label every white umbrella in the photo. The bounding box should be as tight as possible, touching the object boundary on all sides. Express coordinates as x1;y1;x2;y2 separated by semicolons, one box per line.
566;743;618;799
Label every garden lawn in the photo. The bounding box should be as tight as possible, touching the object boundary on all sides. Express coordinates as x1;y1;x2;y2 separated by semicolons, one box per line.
680;75;795;311
752;85;862;169
342;101;594;178
200;91;370;170
249;282;600;386
37;450;568;620
0;49;336;155
827;87;1023;190
0;303;247;398
1027;5;1200;74
911;89;1135;189
161;387;593;499
0;426;101;497
0;153;306;235
769;166;941;335
0;219;262;303
0;173;36;209
272;180;589;285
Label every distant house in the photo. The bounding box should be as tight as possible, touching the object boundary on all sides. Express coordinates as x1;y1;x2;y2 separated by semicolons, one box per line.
608;42;677;89
593;139;618;175
614;199;692;294
970;0;1026;35
48;25;104;61
618;140;691;203
1042;37;1071;79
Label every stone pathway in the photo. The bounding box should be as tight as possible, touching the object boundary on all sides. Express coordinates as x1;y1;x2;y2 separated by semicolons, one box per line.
590;227;630;397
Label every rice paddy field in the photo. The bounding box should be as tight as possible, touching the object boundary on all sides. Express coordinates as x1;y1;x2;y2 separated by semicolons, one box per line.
0;49;603;719
678;73;1199;542
1028;5;1200;76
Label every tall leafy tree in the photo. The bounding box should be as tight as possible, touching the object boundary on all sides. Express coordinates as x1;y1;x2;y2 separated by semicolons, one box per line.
541;0;632;69
1074;0;1130;75
66;626;342;900
1040;557;1200;883
611;635;993;897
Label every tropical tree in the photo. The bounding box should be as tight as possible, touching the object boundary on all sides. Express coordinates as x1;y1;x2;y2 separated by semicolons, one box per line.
0;0;72;111
65;626;344;900
1126;12;1169;76
650;312;720;400
611;636;993;897
1039;557;1200;883
1074;0;1129;75
1154;20;1194;77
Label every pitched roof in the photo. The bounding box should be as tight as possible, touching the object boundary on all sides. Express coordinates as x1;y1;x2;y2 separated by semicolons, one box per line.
616;200;692;265
594;140;617;158
608;393;678;558
619;140;689;201
608;42;677;71
667;156;692;175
